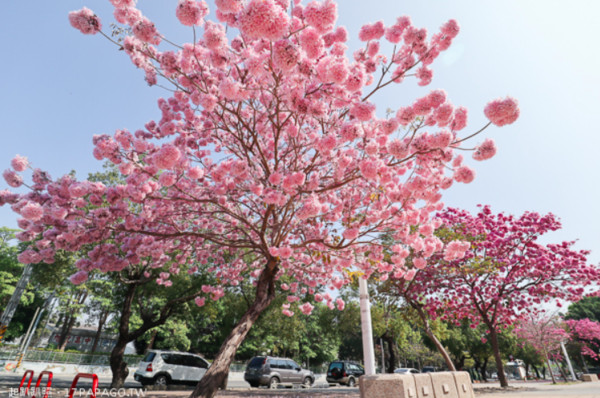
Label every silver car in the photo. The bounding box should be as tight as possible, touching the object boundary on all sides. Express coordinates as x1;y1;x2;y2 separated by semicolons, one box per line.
244;356;314;388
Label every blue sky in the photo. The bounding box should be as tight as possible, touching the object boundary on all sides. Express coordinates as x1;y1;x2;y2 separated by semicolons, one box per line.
1;1;599;266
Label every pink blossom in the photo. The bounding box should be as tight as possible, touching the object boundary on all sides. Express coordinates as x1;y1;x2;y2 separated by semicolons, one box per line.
387;139;409;159
268;172;283;185
159;172;177;187
441;19;460;39
114;7;142;25
484;97;520;127
336;297;345;311
176;0;208;26
215;0;243;13
282;309;294;317
204;21;227;50
273;40;300;72
404;269;417;280
303;0;337;33
11;155;28;172
413;257;427;269
155;145;181;169
299;302;314;315
350;102;375;121
416;66;433;86
279;246;293;258
473;138;497;161
385;16;411;43
70;270;89;285
18;249;41;264
454;165;475;184
450;106;468;131
358;21;385;41
238;0;290;41
110;0;137;7
299;27;324;59
195;296;206;306
69;7;102;35
3;170;23;188
359;159;378;180
21;202;44;221
343;227;359;241
443;240;470;261
132;17;161;45
188;167;204;179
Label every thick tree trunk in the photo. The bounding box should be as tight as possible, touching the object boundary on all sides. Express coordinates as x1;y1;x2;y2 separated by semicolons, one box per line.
488;328;508;387
411;302;456;371
481;358;488;382
190;261;278;398
90;309;109;353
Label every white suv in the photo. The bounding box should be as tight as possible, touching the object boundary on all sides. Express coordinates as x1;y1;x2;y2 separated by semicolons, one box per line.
134;350;210;386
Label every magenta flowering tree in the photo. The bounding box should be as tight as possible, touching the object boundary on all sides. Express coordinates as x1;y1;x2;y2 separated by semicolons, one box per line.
2;1;520;396
515;313;569;384
429;206;598;387
566;318;600;364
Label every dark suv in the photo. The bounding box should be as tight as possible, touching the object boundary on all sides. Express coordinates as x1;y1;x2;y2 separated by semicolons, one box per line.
244;356;315;388
326;360;365;387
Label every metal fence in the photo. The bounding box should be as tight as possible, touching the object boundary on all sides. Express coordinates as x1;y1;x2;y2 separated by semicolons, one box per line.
0;348;142;366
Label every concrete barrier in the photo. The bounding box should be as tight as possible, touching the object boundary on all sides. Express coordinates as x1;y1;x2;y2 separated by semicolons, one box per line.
430;372;458;398
359;372;475;398
452;372;474;398
359;374;417;398
582;373;599;382
413;373;435;398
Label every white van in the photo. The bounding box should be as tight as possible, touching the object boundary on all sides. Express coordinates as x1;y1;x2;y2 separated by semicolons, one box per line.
134;350;210;386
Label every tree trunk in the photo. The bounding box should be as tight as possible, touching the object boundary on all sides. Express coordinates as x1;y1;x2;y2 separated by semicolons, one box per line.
488;328;508;387
580;352;589;373
190;261;278;398
110;283;137;389
481;358;488;382
532;364;540;379
382;333;399;373
411;302;456;371
146;328;159;352
58;314;77;351
556;359;569;382
90;309;109;353
545;354;557;384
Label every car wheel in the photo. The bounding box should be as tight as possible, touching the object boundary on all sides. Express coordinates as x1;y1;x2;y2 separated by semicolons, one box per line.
347;377;355;387
154;375;168;386
302;377;313;388
269;377;280;389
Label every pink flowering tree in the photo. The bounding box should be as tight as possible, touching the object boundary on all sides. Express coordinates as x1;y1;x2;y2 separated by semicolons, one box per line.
428;206;598;387
2;1;520;396
515;313;569;384
566;318;600;367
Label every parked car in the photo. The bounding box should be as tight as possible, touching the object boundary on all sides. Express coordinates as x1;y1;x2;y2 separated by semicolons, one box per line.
244;356;315;388
421;366;438;373
133;350;210;386
326;360;365;387
394;367;420;374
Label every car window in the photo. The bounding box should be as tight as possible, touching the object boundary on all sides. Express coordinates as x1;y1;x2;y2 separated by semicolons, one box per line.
142;352;156;362
411;369;419;374
328;362;343;371
248;357;265;369
287;360;299;370
271;359;281;369
184;356;208;368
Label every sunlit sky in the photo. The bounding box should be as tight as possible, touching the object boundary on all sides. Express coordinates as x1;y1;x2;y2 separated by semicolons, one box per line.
1;1;599;269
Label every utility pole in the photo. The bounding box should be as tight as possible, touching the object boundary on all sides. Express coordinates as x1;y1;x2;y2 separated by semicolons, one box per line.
0;264;33;344
359;276;376;375
560;341;576;381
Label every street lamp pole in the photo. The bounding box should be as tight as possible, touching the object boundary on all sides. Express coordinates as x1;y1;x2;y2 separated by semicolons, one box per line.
359;276;376;375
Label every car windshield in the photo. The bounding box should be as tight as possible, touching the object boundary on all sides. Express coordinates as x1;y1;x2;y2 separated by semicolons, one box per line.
142;352;156;362
247;357;266;369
